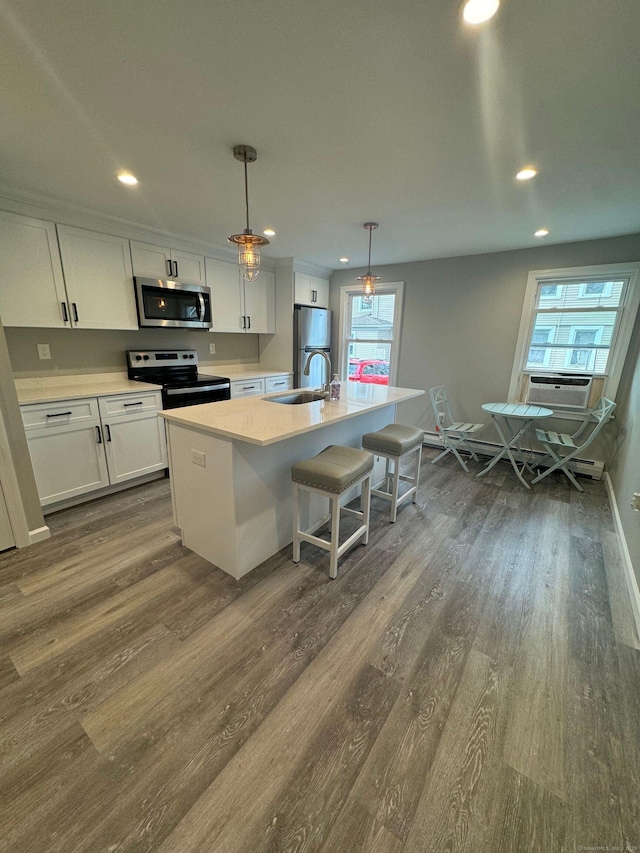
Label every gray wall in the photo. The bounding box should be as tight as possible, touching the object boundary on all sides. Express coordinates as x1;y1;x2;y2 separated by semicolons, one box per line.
607;308;640;587
5;327;260;377
330;232;640;430
331;231;640;583
0;319;45;532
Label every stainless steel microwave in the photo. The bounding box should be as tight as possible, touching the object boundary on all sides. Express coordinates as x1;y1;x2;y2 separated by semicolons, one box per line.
134;277;212;329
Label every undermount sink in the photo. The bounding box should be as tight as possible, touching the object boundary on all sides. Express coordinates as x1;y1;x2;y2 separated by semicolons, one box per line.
264;391;327;405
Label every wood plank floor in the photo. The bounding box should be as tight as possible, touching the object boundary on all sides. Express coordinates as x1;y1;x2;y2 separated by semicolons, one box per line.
1;449;639;853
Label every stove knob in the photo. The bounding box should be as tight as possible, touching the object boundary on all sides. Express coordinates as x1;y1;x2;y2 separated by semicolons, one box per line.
135;355;142;361
143;355;150;361
183;354;189;359
189;354;195;359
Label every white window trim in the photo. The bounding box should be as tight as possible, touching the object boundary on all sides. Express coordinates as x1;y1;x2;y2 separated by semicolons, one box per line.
338;282;404;384
508;262;640;411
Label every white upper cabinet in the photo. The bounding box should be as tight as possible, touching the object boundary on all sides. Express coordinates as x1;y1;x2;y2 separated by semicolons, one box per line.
130;240;205;286
244;270;275;333
205;258;275;333
57;225;138;330
0;211;69;328
294;271;329;308
205;257;244;332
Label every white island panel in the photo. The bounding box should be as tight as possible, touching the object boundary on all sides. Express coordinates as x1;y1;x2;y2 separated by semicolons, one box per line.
163;384;425;579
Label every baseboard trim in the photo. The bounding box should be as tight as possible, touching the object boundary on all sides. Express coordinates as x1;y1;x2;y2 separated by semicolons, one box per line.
604;472;640;640
423;431;604;480
28;525;51;545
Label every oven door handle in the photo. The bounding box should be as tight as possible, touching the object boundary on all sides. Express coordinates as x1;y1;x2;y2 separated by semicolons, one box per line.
197;293;206;322
165;383;230;396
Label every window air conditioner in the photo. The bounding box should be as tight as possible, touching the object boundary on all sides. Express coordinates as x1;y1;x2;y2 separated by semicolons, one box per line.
526;374;593;409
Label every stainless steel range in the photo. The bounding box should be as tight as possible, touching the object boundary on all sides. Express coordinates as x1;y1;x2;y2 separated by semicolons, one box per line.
127;350;231;409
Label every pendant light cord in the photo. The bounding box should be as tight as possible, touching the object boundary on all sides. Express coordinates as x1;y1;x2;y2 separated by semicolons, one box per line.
367;226;373;274
244;160;251;233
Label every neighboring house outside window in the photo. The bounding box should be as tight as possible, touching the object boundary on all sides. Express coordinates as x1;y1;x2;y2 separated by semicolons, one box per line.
339;283;404;384
509;262;640;408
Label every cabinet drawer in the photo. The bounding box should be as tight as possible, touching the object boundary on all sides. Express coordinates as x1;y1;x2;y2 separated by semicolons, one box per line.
98;391;162;418
21;397;99;431
265;375;293;392
230;379;265;397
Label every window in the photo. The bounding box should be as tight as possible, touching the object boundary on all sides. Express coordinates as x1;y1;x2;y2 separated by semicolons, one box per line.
339;282;404;385
509;263;640;406
527;326;554;368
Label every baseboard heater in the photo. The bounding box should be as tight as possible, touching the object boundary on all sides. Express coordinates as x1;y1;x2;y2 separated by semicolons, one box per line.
423;431;604;480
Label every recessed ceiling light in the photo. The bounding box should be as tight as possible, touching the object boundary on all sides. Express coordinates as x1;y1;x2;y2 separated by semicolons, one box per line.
534;228;550;238
339;257;349;264
516;167;538;181
462;0;500;25
117;172;138;186
263;228;276;237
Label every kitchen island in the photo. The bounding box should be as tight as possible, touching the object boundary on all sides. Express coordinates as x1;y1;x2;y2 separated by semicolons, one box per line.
160;383;424;578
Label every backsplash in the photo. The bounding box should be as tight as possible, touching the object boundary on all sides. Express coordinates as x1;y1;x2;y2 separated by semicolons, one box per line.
5;326;260;377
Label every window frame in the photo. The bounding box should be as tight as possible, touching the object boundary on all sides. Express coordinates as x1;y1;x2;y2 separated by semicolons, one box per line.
338;282;404;385
508;262;640;410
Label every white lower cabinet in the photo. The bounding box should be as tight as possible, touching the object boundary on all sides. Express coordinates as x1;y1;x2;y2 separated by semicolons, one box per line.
231;373;293;398
98;393;168;485
230;378;266;398
22;391;167;507
265;375;293;392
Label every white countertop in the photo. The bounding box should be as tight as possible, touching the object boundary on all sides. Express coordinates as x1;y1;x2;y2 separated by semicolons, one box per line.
15;373;162;405
160;384;425;446
203;364;293;381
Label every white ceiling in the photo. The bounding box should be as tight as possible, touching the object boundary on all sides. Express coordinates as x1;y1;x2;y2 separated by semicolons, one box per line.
1;0;639;270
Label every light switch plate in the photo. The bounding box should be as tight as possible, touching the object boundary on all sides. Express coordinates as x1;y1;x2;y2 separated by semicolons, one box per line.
632;493;640;512
37;343;51;360
209;343;216;355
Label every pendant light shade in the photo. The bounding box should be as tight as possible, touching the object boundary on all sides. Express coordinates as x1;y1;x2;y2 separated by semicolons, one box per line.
228;144;269;282
355;222;381;302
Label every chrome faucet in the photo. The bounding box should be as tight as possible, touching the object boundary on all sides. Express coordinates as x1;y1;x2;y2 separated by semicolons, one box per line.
303;350;332;398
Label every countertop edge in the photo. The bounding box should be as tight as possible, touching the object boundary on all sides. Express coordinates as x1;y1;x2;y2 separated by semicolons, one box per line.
160;388;425;446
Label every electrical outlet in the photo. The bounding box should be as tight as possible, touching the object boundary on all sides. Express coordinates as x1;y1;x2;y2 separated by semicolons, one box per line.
209;343;216;355
37;343;51;360
438;411;446;424
632;493;640;512
191;449;206;468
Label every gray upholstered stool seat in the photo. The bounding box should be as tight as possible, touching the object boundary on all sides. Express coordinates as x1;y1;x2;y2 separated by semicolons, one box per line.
362;423;423;522
291;445;373;579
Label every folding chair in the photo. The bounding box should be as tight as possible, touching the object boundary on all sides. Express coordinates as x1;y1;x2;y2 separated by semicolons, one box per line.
429;385;484;473
531;396;616;491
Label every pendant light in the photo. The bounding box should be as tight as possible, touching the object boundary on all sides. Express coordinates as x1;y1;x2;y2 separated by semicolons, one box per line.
228;144;269;282
356;222;381;302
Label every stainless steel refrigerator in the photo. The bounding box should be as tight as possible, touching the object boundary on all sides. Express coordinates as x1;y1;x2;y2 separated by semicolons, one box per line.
294;304;332;389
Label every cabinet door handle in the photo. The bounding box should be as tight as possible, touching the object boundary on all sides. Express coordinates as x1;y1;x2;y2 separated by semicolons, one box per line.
46;411;72;418
312;290;316;302
247;315;251;329
61;302;69;323
96;425;102;444
105;424;112;442
242;315;246;329
72;303;79;323
124;401;144;407
167;259;173;277
173;260;179;278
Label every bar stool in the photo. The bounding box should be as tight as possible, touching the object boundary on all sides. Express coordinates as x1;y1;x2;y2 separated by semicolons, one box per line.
361;424;424;522
291;445;374;579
